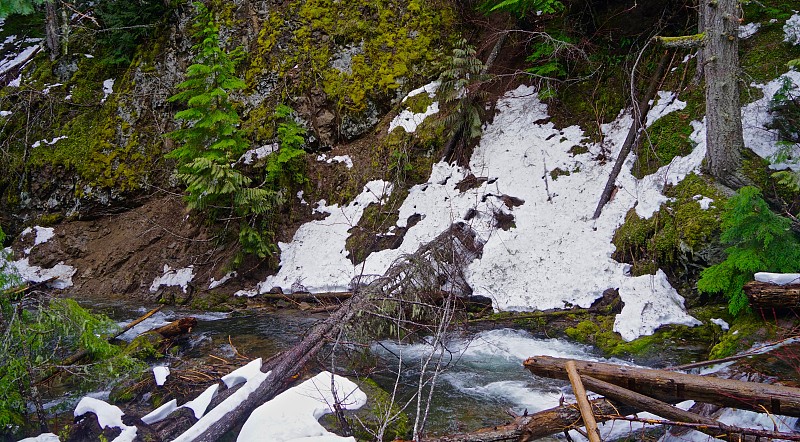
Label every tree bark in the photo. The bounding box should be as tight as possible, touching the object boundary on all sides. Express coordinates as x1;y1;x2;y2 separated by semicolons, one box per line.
524;356;800;417
744;281;800;308
703;0;749;189
44;1;60;60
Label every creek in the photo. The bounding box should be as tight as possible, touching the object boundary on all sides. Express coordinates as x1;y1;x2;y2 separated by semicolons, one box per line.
102;303;623;438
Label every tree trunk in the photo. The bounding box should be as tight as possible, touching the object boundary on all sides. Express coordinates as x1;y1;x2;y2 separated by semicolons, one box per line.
744;281;800;308
703;0;748;189
524;356;800;417
44;2;60;60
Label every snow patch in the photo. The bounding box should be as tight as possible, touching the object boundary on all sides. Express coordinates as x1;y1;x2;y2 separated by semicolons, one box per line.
20;226;55;254
141;399;178;425
101;78;115;102
17;434;61;442
237;371;367;442
738;22;761;39
317;154;354;169
238;180;392;295
222;358;264;388
693;194;714;210
31;136;67;149
182;384;219;419
239;143;278;164
74;397;137;442
711;318;730;330
389;80;441;133
149;264;194;293
153;366;170;386
10;257;76;289
209;271;236;289
785;14;800;45
755;272;800;285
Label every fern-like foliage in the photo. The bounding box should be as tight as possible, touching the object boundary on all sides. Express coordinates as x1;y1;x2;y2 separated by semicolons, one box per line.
697;186;800;315
477;0;564;17
166;3;282;262
438;39;488;143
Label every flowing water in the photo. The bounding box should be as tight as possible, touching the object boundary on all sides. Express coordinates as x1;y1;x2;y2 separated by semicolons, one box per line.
104;304;630;438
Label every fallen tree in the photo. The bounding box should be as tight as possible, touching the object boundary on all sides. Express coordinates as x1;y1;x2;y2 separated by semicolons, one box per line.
141;222;483;441
524;355;800;417
744;280;800;308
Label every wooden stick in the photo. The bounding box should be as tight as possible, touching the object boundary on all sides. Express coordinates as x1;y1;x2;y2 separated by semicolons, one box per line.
524;355;800;417
566;361;602;442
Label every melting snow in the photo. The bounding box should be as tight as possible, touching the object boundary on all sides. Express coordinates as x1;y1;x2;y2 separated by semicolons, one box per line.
738;22;760;39
237;180;393;295
31;136;67;149
209;271;236;289
693;194;714;210
389;80;441;133
101;78;115;102
317;153;354;169
711;318;730;330
237;371;367;442
755;272;800;285
182;384;219;419
149;264;194;293
785;13;800;45
239;143;278;164
20;226;55;254
74;397;137;442
153;366;170;386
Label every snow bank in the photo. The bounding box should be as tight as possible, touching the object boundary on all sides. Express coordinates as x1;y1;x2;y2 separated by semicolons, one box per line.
149;264;194;293
10;257;76;289
237;371;367;442
237;180;392;295
74;397;137;442
17;434;60;442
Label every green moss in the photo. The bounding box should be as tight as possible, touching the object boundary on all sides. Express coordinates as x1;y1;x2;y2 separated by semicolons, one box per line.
404;92;434;114
338;377;410;441
124;333;163;359
708;313;768;359
244;0;455;133
740;18;800;85
612;173;725;276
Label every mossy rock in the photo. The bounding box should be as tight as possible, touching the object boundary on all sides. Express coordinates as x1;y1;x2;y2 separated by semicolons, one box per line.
612;173;725;292
319;377;409;441
708;312;773;360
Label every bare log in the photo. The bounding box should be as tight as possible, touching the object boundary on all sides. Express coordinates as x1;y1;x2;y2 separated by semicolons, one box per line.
744;280;800;308
524;356;800;417
411;398;636;442
150;317;197;339
592;50;670;219
598;415;800;441
566;362;601;442
580;375;760;442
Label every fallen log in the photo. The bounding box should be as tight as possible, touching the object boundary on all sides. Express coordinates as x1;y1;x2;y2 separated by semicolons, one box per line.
258;291;353;303
580;375;762;442
150;317;197;339
524;355;800;417
411;398;637;442
597;415;800;441
744;280;800;308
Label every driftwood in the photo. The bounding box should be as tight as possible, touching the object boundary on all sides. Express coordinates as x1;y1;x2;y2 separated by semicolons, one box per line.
592;50;670;220
744;280;800;308
524;355;800;417
150;317;197;339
